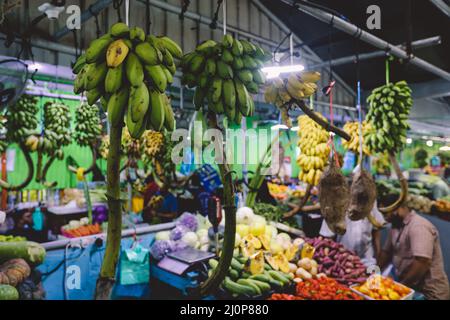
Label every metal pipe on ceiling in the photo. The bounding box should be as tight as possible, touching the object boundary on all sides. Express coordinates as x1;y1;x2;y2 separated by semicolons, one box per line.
53;0;113;40
251;0;355;97
430;0;450;18
309;36;442;70
280;0;450;82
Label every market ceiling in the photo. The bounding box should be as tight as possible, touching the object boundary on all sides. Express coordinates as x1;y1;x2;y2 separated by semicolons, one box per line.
262;0;450;93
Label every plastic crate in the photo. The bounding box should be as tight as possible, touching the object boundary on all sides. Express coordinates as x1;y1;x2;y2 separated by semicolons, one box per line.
350;277;414;300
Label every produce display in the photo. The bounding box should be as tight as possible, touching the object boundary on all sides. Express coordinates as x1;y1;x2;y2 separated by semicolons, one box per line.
0;258;30;286
352;274;413;300
181;35;271;125
294;277;363;300
296;114;330;186
434;198;450;213
251;203;297;228
365;81;413;154
406;194;434;214
318;158;349;235
347;168;377;221
0;241;46;265
73;103;102;147
61;218;102;238
72;22;178;138
142;130;176;183
341;121;372;155
305;237;368;287
5;95;39;148
140;130;163;159
0;235;26;242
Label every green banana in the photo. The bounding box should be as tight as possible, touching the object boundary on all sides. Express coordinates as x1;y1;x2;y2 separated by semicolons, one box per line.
85;35;113;63
190;54;206;74
110;22;129;38
210;78;222;103
237;69;253;84
125;52;144;87
217;60;233;79
86;87;102;105
105;64;123;94
135;42;161;65
129;26;145;42
222;79;236;109
85;62;107;91
144;65;167;92
129;82;150;123
231;39;243;56
149;90;166;131
107;87;129;127
72;54;86;74
158;36;183;59
193;87;207;110
222;34;234;48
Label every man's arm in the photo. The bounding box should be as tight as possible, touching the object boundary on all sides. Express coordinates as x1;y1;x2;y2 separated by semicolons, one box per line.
399;256;432;287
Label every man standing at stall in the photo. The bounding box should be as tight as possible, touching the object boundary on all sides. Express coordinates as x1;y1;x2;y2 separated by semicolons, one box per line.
378;195;450;300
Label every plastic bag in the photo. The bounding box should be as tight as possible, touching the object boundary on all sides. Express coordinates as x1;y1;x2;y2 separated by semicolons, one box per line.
119;243;149;285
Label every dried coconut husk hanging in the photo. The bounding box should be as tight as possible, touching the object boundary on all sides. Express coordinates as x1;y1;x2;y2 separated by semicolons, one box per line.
318;156;349;235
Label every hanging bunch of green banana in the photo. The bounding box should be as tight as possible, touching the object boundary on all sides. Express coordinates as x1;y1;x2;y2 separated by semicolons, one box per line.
39;101;71;160
181;34;272;125
72;22;179;138
5;95;39;150
73;103;102;147
364;81;413;154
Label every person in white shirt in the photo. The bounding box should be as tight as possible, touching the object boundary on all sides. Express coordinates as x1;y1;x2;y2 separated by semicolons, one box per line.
319;201;386;267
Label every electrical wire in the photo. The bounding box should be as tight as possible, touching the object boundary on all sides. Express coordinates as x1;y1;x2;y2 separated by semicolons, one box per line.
210;0;224;29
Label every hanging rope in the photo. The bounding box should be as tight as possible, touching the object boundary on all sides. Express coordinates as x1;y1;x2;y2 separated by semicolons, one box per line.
179;0;190;20
355;40;363;166
88;5;101;38
145;0;151;34
210;0;224;29
113;0;123;22
385;54;391;85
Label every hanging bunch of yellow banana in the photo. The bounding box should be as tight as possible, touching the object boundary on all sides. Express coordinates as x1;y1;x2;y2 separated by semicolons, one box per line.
72;22;179;137
341;121;372;155
296;114;330;186
181;34;272;125
140;130;164;160
99;127;140;159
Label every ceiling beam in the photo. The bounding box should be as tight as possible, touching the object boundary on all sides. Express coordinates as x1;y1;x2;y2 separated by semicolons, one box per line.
280;0;450;82
430;0;450;18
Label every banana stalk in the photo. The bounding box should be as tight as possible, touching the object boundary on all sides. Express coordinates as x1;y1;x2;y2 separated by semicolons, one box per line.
292;99;351;141
68;146;98;175
200;113;236;296
40;156;58;188
0;142;34;191
378;153;408;216
95;125;123;300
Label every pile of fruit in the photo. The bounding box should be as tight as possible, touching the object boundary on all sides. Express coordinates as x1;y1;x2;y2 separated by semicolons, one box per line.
140;130;164;158
341;121;372;155
99;135;110;159
72;22;177;138
305;237;368;287
182;35;271;125
352;275;412;300
296;114;330;185
434;198;450;213
365;81;413;153
267;182;289;201
0;241;46;300
0;235;26;242
73;103;102;147
5;95;39;148
61;218;102;238
40;101;72;159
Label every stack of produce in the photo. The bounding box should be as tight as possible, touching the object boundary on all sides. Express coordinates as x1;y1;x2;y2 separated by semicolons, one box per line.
341;121;372;155
0;241;46;300
41;101;72;159
267;182;289;201
72;22;178;138
251;202;296;228
0;235;26;242
141;130;176;183
61;218;102;238
434;198;450;214
264;71;321;107
73;103;102;147
352;274;412;300
365;81;413;153
141;130;163;159
406;194;434;214
209;255;292;298
296;114;330;186
294;277;363;300
305;237;368;287
5;95;39;149
289;256;326;283
181;35;271;125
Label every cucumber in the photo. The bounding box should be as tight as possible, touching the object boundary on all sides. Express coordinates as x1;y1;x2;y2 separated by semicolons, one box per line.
229;269;239;281
241;272;252;279
267;270;290;285
231;258;244;271
208;259;219;269
264;263;272;271
246;279;271;293
237;279;262;296
250;274;272;283
284;272;294;280
261;272;284;289
222;277;257;296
